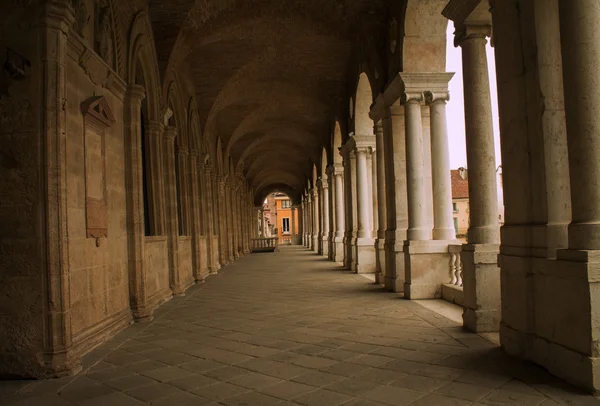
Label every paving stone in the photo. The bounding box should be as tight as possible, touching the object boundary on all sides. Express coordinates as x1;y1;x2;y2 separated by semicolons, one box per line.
77;392;146;406
204;365;251;382
363;386;424;405
352;368;406;385
4;394;75;406
258;380;318;400
58;377;116;403
103;374;157;391
180;359;226;373
191;382;251;401
479;389;547;406
125;382;181;402
221;391;284;406
324;377;383;397
291;371;344;387
150;391;212;406
409;393;474;406
166;374;218;390
229;372;284;389
391;374;449;393
141;366;193;382
321;362;371;377
292;388;353;406
435;381;494;401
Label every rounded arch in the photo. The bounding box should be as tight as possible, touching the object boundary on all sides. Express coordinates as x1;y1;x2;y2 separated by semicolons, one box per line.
332;120;343;164
215;137;224;175
321;147;328;178
187;97;204;154
401;0;449;73
165;78;188;149
354;72;374;137
127;10;161;122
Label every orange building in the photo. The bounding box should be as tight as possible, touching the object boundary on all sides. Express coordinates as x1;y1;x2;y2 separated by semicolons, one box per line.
272;193;299;244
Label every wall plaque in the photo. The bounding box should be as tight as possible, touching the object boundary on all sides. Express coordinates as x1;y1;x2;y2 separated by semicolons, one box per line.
81;96;114;241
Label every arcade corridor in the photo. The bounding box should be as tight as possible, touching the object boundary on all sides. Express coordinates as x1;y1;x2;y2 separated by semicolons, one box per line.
1;247;597;406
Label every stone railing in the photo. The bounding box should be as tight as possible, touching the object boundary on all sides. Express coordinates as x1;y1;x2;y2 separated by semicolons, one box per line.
441;244;465;306
251;237;279;253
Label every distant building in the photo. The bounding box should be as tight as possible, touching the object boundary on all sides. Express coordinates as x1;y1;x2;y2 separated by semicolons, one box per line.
451;168;469;239
272;193;298;244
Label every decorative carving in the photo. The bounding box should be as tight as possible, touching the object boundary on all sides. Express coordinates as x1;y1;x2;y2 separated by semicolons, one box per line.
79;48;109;86
389;18;397;54
425;91;450;105
81;96;114;241
96;5;113;66
72;0;88;37
0;97;34;133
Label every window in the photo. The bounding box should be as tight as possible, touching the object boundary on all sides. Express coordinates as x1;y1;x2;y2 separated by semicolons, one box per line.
454;217;459;232
453;202;458;212
282;199;291;208
282;218;290;233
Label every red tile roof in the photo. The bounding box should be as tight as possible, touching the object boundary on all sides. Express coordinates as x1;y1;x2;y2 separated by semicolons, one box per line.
451;169;469;199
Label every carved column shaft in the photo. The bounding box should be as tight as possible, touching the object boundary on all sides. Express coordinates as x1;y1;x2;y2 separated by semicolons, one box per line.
163;126;182;295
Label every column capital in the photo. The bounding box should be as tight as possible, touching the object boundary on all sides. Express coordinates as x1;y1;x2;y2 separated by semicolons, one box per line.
126;84;146;105
401;92;424;104
454;24;492;47
163;126;177;141
399;72;455;105
327;163;344;177
43;0;75;32
145;120;164;135
425;91;451;105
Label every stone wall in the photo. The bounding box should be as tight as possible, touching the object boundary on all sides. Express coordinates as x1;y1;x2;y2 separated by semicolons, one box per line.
144;238;171;306
0;2;45;378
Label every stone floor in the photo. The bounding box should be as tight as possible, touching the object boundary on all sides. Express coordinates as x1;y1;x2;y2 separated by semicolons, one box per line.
2;246;599;406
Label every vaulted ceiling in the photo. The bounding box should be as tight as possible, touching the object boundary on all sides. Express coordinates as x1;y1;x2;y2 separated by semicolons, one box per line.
147;0;390;203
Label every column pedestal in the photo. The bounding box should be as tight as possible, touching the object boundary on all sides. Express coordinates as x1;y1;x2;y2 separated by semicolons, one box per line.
375;239;386;285
499;250;600;392
356;237;376;274
385;237;405;293
403;240;457;299
461;243;500;332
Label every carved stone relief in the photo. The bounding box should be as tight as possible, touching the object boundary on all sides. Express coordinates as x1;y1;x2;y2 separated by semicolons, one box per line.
81;95;114;242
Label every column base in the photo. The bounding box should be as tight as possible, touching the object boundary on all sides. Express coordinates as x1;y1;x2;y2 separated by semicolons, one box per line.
334;237;344;263
384;238;405;293
375;238;386;284
322;236;329;257
403;240;457;299
356;238;376;274
500;249;600;393
461;243;500;333
350;236;358;272
312;235;318;252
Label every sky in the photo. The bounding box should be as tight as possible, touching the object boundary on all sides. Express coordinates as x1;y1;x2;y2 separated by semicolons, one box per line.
446;22;502;170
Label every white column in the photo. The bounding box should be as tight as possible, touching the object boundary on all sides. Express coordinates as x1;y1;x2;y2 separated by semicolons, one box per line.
403;93;431;241
322;181;330;239
334;167;345;237
291;206;297;244
458;25;499;244
355;147;372;239
261;208;266;237
426;89;456;241
312;187;319;251
560;0;600;250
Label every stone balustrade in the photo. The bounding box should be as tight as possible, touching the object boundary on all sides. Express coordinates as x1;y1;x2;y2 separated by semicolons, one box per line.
251;237;279;253
441;244;465;306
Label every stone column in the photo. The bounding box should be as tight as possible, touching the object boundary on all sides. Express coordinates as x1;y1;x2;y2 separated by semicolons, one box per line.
163;126;183;296
312;188;319;252
456;23;500;332
353;137;376;273
374;121;387;285
217;177;228;266
39;2;78;375
291;205;297;245
190;152;205;283
426;86;456;241
321;178;330;257
125;84;153;321
261;208;266;237
145;121;166;235
317;181;324;255
539;0;600;392
301;200;306;246
403;92;430;241
205;167;218;273
332;164;345;262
